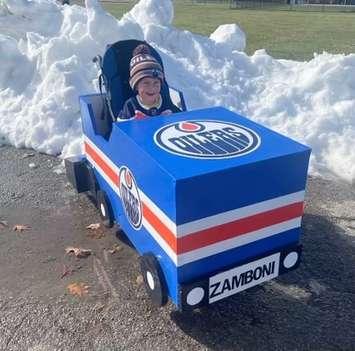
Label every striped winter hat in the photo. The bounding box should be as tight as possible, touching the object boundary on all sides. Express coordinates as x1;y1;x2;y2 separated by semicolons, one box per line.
129;46;164;90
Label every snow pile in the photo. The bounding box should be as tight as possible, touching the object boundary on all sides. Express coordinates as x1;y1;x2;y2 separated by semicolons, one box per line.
1;0;355;182
210;24;246;52
123;0;174;26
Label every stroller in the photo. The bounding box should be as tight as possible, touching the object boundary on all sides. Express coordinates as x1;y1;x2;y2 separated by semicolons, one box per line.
92;39;186;136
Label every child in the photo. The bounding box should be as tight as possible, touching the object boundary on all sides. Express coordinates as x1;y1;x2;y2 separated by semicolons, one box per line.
118;44;181;120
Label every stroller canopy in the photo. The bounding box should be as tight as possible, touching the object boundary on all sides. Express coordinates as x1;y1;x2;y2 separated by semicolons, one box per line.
101;39;176;119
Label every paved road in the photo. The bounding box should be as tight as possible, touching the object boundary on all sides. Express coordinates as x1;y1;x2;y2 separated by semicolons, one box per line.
0;145;354;351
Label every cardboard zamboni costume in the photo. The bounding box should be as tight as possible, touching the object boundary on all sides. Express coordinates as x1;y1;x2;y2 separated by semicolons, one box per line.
66;40;311;310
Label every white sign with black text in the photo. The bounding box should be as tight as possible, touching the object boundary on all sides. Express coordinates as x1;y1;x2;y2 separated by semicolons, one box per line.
209;253;280;303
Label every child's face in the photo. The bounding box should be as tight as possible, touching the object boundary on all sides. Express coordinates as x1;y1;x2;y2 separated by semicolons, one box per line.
137;77;161;106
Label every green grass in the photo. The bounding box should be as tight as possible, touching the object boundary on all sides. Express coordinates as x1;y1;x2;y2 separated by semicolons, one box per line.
103;1;355;61
102;2;133;18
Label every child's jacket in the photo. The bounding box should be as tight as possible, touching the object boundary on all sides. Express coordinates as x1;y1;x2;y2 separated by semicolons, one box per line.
118;95;181;120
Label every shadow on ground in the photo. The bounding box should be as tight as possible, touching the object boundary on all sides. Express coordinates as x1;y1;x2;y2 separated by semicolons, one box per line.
170;214;355;351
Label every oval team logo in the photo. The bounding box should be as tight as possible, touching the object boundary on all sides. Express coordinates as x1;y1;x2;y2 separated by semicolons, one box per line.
119;166;142;230
154;120;261;159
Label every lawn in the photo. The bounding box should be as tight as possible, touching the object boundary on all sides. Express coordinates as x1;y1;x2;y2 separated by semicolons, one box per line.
102;1;355;61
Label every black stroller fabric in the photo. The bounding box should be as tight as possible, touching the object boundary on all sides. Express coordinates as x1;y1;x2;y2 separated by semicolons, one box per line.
101;39;175;119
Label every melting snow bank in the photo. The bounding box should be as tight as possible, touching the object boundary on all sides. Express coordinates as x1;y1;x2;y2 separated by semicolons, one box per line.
0;0;355;183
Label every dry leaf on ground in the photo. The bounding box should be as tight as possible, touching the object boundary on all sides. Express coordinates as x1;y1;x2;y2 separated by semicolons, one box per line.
61;264;71;279
21;152;35;159
0;221;8;229
86;223;101;230
65;247;92;258
108;244;121;255
67;282;89;297
13;224;31;232
28;163;38;169
86;223;104;239
136;274;144;285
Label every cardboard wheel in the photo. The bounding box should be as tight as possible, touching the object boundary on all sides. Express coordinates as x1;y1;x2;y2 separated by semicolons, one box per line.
87;165;98;200
140;254;167;307
97;190;114;228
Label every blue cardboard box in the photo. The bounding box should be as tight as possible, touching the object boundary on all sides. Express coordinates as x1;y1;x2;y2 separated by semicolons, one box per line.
79;94;311;309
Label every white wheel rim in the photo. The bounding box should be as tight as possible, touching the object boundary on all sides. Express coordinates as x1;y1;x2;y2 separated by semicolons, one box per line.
187;287;205;306
146;271;155;290
100;203;106;217
283;252;298;269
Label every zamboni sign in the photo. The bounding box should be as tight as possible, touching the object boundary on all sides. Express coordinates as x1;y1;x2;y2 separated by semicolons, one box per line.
154;120;260;159
209;253;280;303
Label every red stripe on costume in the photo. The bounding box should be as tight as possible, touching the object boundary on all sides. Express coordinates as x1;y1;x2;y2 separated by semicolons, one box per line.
84;142;120;187
142;202;177;252
177;202;304;254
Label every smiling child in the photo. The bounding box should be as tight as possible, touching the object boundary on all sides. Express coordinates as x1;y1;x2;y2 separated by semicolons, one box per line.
118;44;181;120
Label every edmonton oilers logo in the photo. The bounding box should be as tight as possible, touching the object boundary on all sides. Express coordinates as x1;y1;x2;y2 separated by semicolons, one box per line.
119;166;142;230
154;120;261;159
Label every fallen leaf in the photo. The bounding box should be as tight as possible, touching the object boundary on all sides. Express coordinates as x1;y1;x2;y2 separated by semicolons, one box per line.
61;264;71;279
65;247;92;258
136;274;144;285
86;223;101;230
28;163;38;169
52;165;65;175
13;224;31;232
0;221;8;229
67;282;89;297
21;152;35;159
108;244;121;255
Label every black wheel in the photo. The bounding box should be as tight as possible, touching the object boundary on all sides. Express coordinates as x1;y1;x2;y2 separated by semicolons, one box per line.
97;190;114;228
139;254;167;307
86;164;98;201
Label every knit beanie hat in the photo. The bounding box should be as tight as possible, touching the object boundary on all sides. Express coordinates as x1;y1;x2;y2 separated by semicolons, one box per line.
129;45;164;90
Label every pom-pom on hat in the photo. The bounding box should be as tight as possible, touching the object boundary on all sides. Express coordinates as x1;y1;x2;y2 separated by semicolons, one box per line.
129;44;164;90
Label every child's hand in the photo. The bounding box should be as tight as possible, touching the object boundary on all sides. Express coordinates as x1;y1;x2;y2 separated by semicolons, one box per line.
161;109;172;116
134;110;146;120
